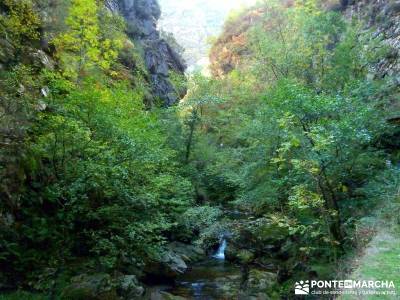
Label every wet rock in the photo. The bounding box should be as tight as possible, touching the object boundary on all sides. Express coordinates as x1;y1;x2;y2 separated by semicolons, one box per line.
61;273;117;300
35;100;47;112
245;269;277;296
144;286;186;300
41;87;50;98
167;242;205;263
117;275;144;299
144;286;169;300
162;251;187;275
17;84;25;95
145;251;187;279
31;50;54;70
214;275;242;299
158;291;186;300
248;269;277;288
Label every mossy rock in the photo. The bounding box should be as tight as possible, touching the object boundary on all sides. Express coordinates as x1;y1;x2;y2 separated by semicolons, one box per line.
246;269;277;295
144;250;187;280
60;274;118;300
167;242;205;263
117;275;144;299
237;249;255;264
214;275;242;299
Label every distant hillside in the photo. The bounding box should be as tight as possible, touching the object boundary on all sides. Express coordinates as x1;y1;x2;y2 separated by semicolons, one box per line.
210;0;400;84
158;0;257;72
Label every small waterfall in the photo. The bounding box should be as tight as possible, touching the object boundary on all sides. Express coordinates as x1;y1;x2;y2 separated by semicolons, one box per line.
213;238;227;260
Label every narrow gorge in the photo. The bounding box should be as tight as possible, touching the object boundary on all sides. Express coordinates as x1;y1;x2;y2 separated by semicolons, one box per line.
0;0;399;299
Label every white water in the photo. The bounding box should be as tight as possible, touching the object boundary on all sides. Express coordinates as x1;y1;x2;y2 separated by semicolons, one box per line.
213;239;227;260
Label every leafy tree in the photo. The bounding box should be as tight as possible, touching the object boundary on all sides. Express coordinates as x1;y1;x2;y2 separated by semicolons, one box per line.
53;0;123;80
0;0;192;291
187;0;393;272
0;0;398;297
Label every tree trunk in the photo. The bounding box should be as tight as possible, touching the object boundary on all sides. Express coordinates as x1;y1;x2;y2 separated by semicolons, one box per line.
185;110;198;164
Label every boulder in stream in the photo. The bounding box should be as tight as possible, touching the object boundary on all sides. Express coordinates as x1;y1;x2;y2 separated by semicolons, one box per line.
145;250;187;279
117;275;145;299
167;242;205;263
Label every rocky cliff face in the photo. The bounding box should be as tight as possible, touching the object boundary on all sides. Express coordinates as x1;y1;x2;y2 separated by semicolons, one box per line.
106;0;187;106
342;0;400;118
342;0;400;78
1;0;186;106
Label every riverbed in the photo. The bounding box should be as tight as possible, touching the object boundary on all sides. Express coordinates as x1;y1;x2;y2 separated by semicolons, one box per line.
166;239;244;299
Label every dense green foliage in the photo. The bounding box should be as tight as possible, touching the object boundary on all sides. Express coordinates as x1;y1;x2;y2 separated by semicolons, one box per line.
0;0;398;298
181;0;398;295
0;0;193;291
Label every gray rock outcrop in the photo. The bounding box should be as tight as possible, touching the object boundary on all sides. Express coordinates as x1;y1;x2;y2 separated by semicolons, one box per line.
342;0;400;78
107;0;187;106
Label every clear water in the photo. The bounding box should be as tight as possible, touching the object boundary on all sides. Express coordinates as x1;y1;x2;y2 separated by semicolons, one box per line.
167;259;242;299
167;238;242;299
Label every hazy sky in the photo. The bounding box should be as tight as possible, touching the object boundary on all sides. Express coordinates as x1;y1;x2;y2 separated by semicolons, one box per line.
159;0;258;70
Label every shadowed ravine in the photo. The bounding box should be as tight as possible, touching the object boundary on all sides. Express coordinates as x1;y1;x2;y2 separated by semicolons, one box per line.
1;0;399;299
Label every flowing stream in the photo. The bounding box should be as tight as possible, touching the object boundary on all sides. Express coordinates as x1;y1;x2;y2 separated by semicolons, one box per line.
167;238;242;299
